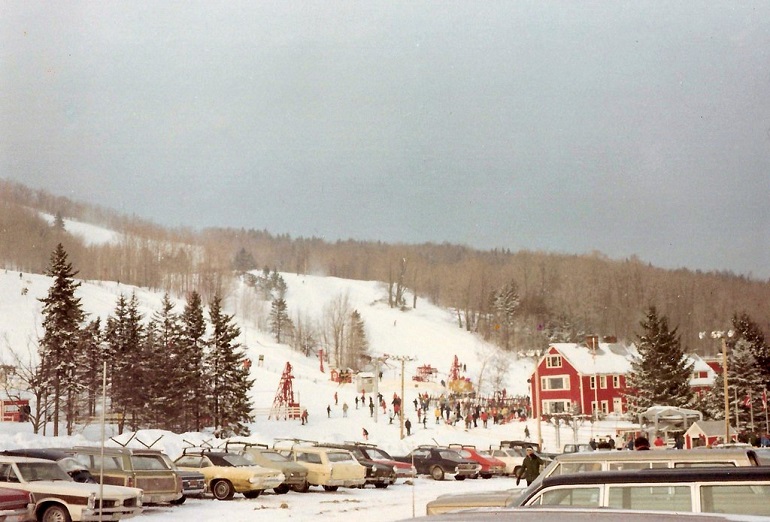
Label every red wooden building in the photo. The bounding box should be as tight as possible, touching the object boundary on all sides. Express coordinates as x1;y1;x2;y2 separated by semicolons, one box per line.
529;336;716;418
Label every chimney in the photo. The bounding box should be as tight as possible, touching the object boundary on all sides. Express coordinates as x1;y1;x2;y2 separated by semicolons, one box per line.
585;335;599;352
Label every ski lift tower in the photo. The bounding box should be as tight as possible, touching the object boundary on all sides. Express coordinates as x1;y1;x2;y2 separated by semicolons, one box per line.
269;362;301;420
449;355;461;382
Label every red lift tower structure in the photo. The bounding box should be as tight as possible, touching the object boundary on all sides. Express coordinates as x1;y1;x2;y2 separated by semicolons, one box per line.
269;362;301;420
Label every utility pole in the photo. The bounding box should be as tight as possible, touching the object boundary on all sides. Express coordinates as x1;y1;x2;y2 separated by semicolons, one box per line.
386;354;416;440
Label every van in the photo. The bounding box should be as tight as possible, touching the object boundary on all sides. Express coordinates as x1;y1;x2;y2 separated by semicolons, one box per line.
425;448;759;515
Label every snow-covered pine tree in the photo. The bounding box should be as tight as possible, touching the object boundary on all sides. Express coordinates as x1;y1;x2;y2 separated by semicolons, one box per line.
144;293;184;430
269;297;293;344
206;295;254;437
488;280;520;351
38;243;85;436
732;313;770;391
624;306;694;417
700;339;763;424
104;292;145;434
344;309;368;370
180;291;208;432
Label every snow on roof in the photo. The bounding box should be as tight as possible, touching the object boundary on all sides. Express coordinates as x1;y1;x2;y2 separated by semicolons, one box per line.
685;420;737;437
550;342;717;385
550;342;633;375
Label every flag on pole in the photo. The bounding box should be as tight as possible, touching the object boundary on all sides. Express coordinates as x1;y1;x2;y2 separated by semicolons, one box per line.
743;394;751;407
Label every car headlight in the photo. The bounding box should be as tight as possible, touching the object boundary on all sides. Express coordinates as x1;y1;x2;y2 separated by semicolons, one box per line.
392;466;398;473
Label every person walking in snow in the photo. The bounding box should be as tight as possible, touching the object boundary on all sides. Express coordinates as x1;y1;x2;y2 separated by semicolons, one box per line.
327;405;331;418
369;400;375;417
405;418;412;436
524;426;530;440
517;447;544;486
342;402;349;417
362;428;369;441
301;409;308;425
355;396;359;409
334;392;338;405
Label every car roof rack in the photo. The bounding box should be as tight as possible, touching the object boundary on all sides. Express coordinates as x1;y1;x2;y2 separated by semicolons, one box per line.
273;438;318;450
223;441;269;451
181;447;215;456
342;441;377;448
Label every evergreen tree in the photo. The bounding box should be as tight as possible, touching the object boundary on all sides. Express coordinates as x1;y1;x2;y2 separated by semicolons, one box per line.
180;291;208;432
206;295;254;437
732;313;770;391
232;247;257;273
78;317;103;418
624;306;694;416
488;280;520;350
269;298;293;344
104;293;145;434
344;310;368;369
38;243;85;436
144;294;184;430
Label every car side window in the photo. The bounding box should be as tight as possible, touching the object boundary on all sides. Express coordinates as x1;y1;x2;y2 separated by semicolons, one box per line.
411;450;429;459
607;485;691;511
534;486;601;507
176;456;201;468
0;463;19;482
700;484;770;516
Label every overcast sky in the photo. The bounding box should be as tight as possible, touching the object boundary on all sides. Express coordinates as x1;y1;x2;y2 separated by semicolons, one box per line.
2;1;769;279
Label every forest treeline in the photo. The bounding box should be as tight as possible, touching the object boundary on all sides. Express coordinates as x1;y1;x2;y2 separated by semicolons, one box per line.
2;178;769;357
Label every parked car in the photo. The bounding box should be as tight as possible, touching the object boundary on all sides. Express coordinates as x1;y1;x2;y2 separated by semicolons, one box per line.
425;448;761;515
274;442;366;491
406;507;770;522
512;466;770;516
70;446;182;504
393;446;480;481
174;449;284;500
0;486;34;522
225;442;309;494
562;443;595;453
481;447;525;475
447;445;506;479
0;455;143;522
2;449;96;483
154;451;205;504
347;443;417;480
315;443;395;488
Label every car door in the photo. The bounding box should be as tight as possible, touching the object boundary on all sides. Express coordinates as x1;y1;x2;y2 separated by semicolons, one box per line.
410;450;431;474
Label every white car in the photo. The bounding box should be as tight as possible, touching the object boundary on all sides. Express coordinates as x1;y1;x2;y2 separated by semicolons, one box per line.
482;448;525;475
0;456;143;522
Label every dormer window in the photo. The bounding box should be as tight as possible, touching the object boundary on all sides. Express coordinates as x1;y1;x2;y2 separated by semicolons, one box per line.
546;355;562;368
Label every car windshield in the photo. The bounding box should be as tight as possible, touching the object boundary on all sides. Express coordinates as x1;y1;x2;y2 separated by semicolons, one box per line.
367;448;392;460
222;454;255;467
458;450;473;458
17;462;72;482
439;451;462;461
327;452;354;462
260;451;289;462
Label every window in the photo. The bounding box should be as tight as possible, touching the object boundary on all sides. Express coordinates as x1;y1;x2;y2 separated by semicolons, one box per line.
132;455;169;470
613;375;620;388
589;376;596;390
701;484;770;516
546;355;562;368
541;375;569;390
600;400;609;414
543;400;570;414
534;486;601;507
599;375;607;389
608;485;691;511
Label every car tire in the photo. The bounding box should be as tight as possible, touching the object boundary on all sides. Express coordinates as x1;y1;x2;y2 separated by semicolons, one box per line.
481;474;492;479
455;475;466;481
323;485;339;492
430;466;445;481
274;484;291;495
292;481;310;493
243;490;261;499
41;504;72;522
212;479;235;500
374;482;388;489
170;495;187;505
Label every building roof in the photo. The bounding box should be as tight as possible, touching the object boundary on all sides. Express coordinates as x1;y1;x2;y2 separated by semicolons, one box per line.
546;342;716;387
684;420;737;438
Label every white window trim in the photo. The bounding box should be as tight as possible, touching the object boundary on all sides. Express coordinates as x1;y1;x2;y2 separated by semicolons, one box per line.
600;375;608;389
546;355;562;368
541;374;571;391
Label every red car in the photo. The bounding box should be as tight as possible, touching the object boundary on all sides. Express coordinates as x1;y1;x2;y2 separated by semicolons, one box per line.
449;445;506;479
0;486;34;522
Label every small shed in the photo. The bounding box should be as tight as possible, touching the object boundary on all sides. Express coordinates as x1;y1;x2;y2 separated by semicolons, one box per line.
684;420;738;449
356;372;375;393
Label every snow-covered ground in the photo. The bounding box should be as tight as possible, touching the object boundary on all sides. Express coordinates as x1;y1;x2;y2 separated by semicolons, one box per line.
0;231;638;521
